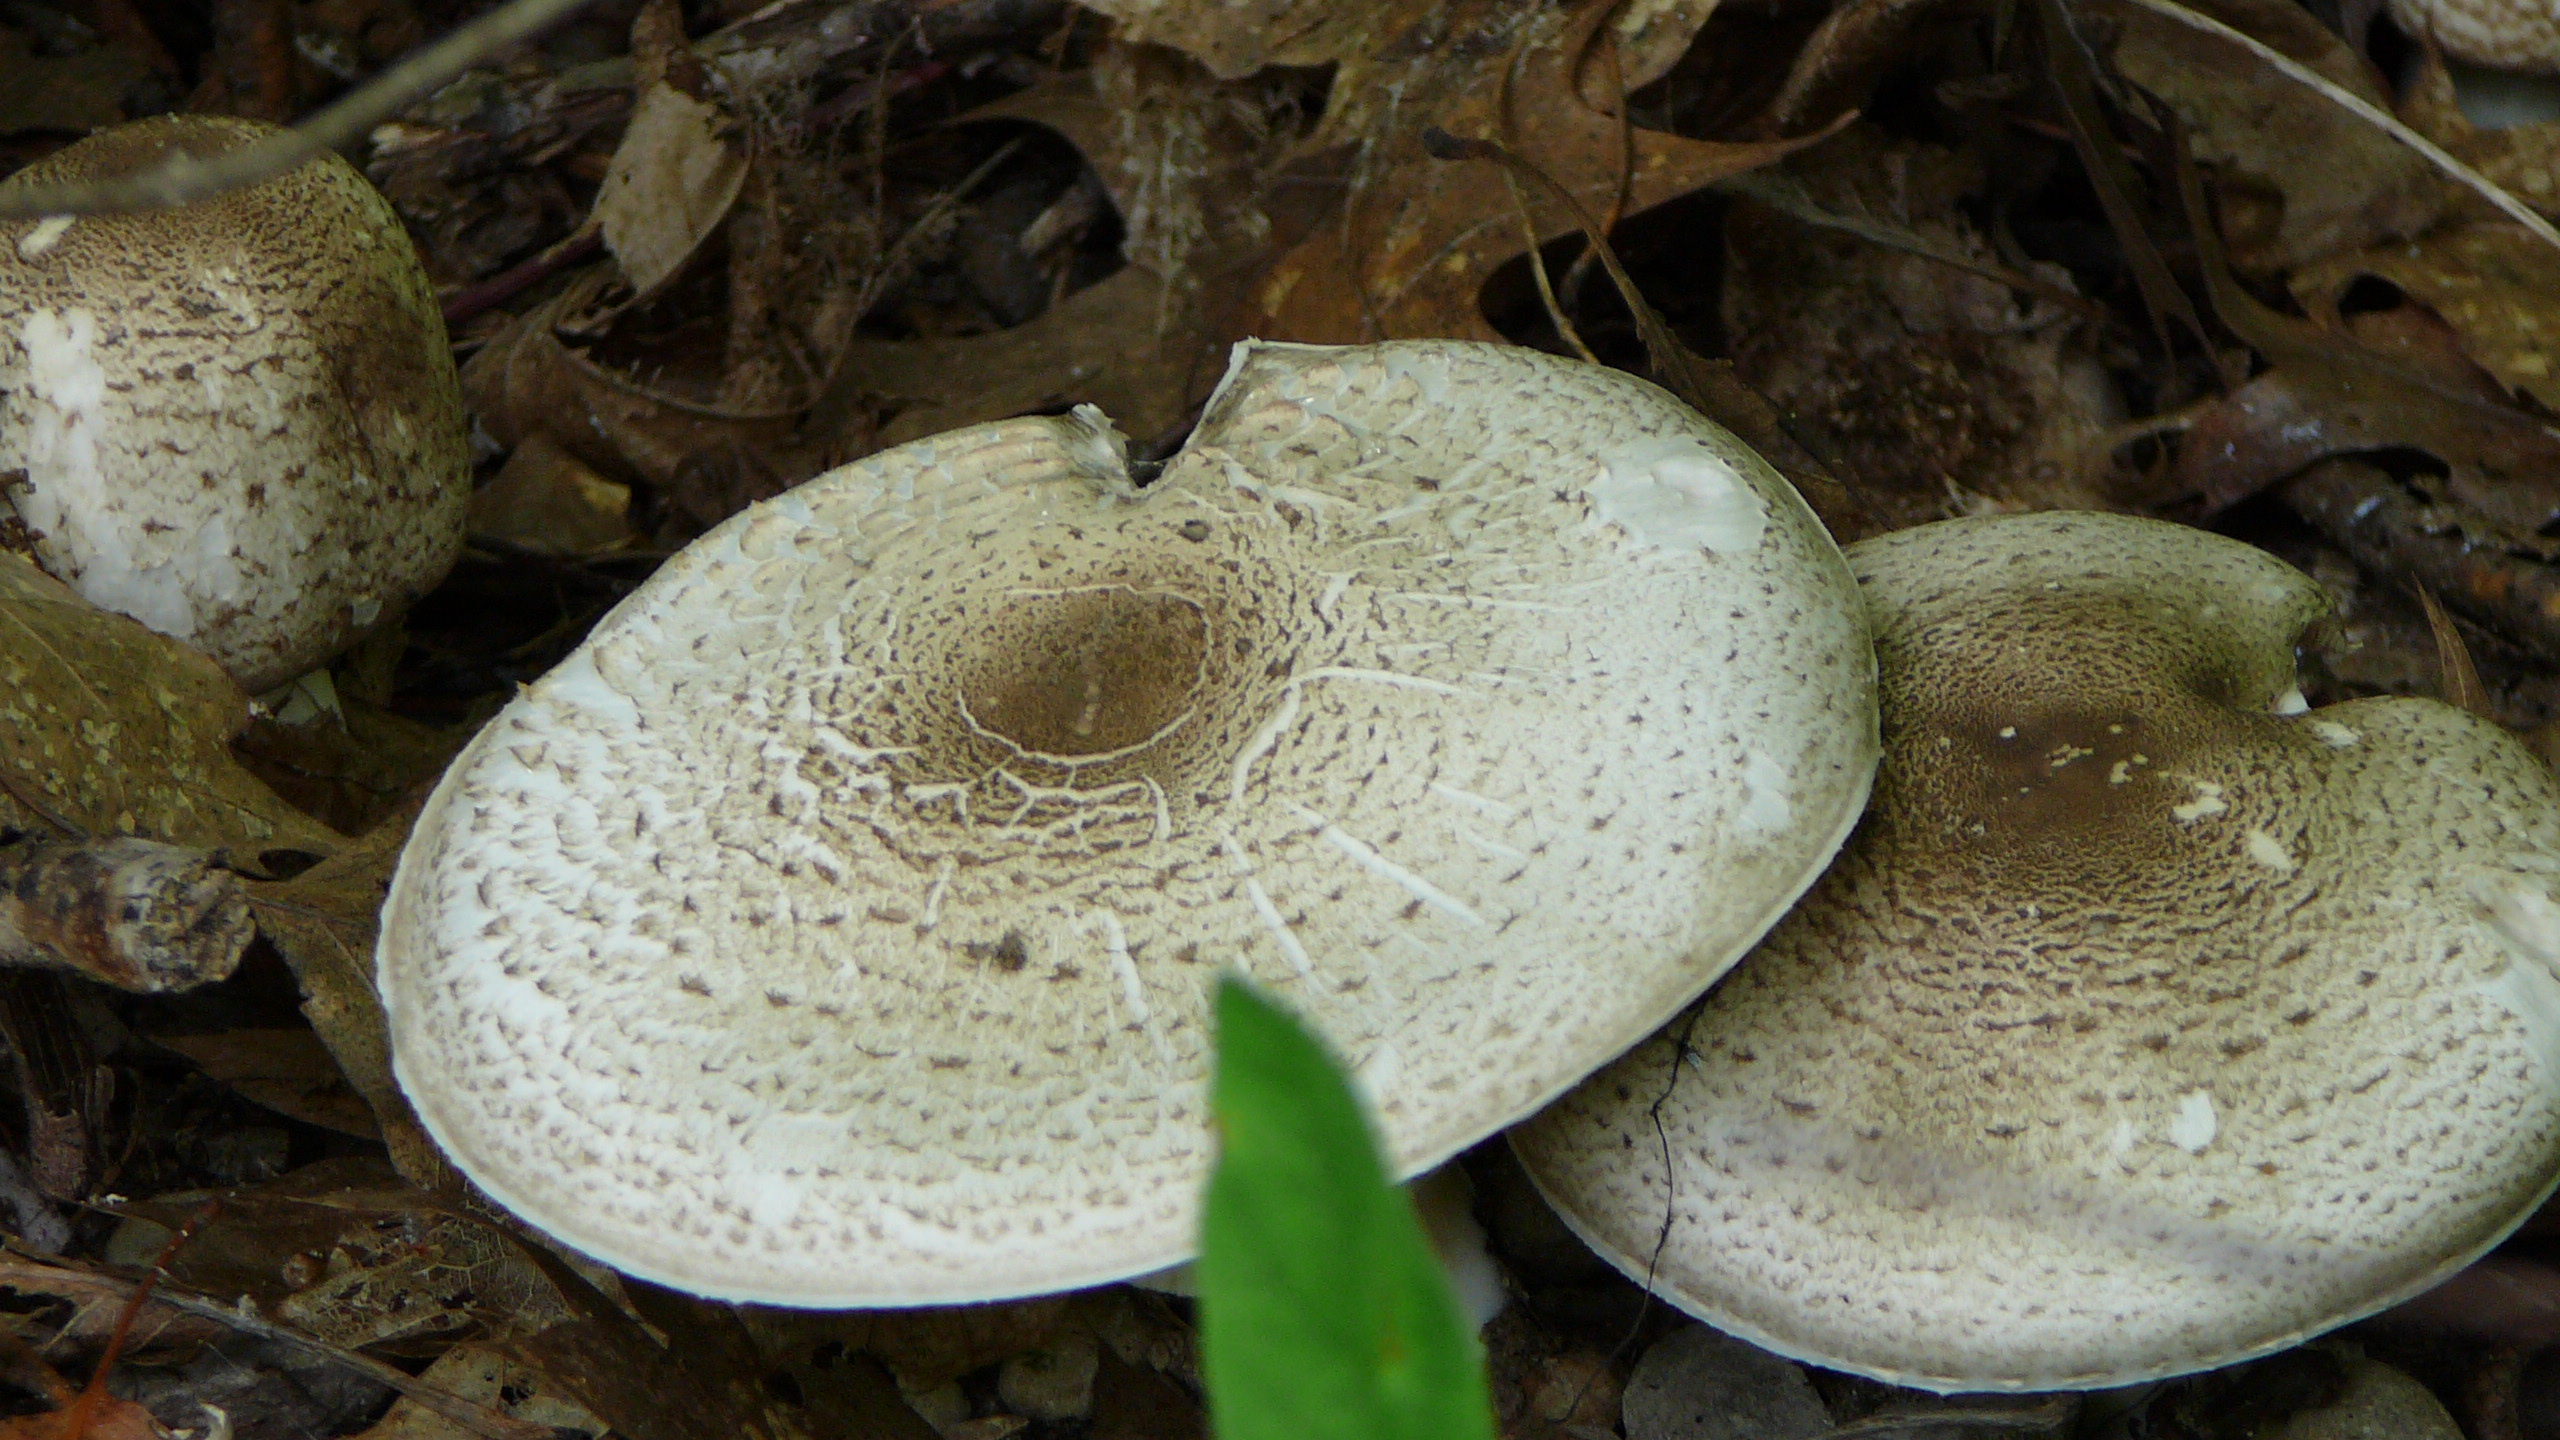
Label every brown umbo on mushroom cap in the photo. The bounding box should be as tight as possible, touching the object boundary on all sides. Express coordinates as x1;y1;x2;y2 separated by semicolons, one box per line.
2390;0;2559;72
0;116;469;693
1513;511;2560;1392
377;339;1880;1305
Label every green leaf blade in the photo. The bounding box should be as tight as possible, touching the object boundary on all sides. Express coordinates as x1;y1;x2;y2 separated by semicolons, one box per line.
1199;975;1497;1440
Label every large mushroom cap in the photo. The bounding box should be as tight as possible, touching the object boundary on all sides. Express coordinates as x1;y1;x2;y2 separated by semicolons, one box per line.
1514;511;2560;1391
378;339;1879;1305
0;116;468;693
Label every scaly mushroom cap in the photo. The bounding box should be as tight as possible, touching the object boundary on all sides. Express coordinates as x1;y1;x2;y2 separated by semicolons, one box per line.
0;116;469;693
1513;511;2560;1392
2390;0;2559;71
378;339;1879;1305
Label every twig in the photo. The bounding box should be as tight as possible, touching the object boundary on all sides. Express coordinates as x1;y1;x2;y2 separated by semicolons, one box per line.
0;838;251;994
2281;459;2560;669
64;1202;218;1438
134;1286;554;1440
1496;24;1599;365
0;0;607;218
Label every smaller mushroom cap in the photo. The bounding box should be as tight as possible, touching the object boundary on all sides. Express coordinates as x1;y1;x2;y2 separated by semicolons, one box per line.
1514;511;2560;1392
378;339;1879;1306
0;116;469;692
2389;0;2559;72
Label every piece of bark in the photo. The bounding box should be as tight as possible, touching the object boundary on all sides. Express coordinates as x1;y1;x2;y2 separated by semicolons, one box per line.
0;837;251;994
2281;459;2560;671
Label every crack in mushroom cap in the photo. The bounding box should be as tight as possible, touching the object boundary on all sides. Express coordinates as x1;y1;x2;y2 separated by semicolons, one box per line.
2388;0;2559;72
1512;511;2560;1392
377;339;1881;1305
0;116;469;693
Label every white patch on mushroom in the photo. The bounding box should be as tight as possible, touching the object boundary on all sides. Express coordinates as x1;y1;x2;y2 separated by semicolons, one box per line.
2168;1090;2217;1154
1584;437;1770;555
919;856;955;932
16;215;71;258
2269;686;2309;716
2245;829;2296;874
1292;803;1486;927
1379;347;1452;407
1094;910;1171;1064
2475;872;2560;973
17;306;209;641
1356;1041;1404;1099
2309;721;2361;748
1427;782;1520;823
1243;877;1318;987
2479;957;2560;1082
1315;572;1354;622
2170;781;2227;823
2108;1118;2139;1162
1734;751;1795;840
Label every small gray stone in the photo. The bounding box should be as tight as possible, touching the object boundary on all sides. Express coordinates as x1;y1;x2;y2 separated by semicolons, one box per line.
996;1331;1100;1422
2262;1353;2462;1440
1623;1325;1830;1440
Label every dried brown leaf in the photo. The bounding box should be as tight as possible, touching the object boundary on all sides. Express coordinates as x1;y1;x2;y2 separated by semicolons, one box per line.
1720;127;2125;525
1237;0;1822;344
2162;115;2560;527
2294;222;2560;411
596;79;750;303
232;698;472;838
2100;0;2440;270
460;283;806;493
153;1028;381;1139
464;433;640;556
245;811;442;1182
351;1344;603;1440
833;268;1214;448
0;554;338;855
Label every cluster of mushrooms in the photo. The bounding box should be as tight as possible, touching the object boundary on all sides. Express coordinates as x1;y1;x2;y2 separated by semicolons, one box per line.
2;110;2551;1399
371;332;2560;1393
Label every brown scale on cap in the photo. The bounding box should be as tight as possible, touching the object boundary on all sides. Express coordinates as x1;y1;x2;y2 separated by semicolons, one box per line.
0;116;468;692
1515;510;2560;1393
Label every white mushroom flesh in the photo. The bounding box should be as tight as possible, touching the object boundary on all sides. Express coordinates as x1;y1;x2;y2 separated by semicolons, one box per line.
378;339;1880;1304
1513;510;2560;1392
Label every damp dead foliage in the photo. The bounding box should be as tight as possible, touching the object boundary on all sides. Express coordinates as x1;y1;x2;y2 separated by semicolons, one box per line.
3;0;2560;1433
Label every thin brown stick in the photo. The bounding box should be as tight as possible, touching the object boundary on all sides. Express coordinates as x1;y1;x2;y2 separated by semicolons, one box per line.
1495;27;1599;366
0;0;604;218
64;1201;217;1437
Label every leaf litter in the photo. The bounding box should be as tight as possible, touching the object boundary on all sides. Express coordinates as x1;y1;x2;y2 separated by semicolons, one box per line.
4;0;2560;1434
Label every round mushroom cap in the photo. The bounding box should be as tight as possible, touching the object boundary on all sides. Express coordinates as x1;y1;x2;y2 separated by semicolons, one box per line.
377;339;1880;1305
1513;511;2560;1392
2389;0;2559;71
0;116;469;693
